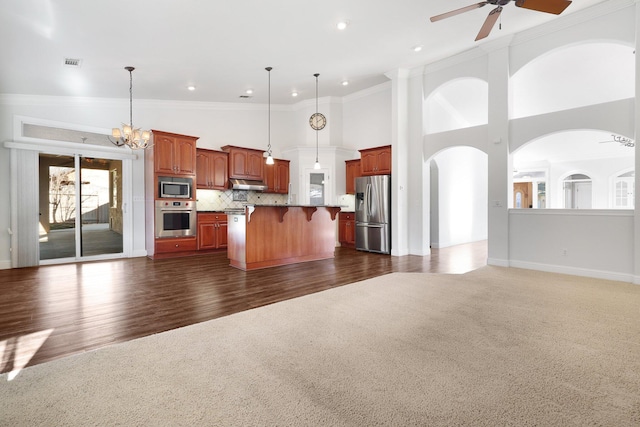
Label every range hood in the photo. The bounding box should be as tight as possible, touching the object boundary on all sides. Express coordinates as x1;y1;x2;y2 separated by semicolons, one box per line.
229;178;267;191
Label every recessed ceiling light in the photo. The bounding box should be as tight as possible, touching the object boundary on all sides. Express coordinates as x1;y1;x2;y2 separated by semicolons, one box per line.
246;89;253;95
336;21;349;30
187;86;196;91
291;91;298;97
341;80;349;86
413;45;423;52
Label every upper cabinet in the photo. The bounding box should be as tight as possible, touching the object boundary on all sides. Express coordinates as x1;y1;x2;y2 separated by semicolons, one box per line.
221;146;264;181
359;145;391;176
152;130;198;176
345;159;361;194
265;159;290;194
196;149;228;190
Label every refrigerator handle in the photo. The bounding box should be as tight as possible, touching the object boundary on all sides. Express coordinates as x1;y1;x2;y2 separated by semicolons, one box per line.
367;183;372;218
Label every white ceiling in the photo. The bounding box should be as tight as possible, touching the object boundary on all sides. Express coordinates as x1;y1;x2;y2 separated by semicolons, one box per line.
0;0;610;105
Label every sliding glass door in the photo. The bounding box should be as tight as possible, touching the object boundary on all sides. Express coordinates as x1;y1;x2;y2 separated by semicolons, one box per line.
39;154;124;262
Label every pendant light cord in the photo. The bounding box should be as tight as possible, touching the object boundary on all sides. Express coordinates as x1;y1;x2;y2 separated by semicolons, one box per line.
314;73;319;163
128;67;134;129
266;67;272;157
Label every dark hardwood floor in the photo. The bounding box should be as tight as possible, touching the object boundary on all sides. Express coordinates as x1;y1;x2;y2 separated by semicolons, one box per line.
0;242;486;375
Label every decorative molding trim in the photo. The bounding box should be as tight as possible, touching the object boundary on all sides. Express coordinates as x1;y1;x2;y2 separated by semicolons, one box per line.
384;68;411;80
0;94;294;112
509;260;634;283
0;260;11;270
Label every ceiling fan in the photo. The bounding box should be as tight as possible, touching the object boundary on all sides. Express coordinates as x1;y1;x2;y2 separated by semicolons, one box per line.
430;0;572;41
598;134;635;148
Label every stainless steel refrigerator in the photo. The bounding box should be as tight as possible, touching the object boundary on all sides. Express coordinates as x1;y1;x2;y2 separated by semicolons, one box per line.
355;175;391;254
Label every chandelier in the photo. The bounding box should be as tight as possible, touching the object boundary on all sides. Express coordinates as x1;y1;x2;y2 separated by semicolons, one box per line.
109;66;150;149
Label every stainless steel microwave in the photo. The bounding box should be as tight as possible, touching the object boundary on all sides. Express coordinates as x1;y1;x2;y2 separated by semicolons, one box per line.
159;179;191;198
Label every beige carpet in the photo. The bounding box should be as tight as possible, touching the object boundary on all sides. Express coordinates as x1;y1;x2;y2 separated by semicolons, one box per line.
2;266;640;426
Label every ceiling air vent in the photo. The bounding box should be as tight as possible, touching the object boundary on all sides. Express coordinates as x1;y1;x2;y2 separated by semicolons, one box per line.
63;58;82;67
239;95;252;99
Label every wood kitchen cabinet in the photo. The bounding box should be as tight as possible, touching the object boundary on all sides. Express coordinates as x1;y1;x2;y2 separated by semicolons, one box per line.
221;145;264;181
345;159;361;194
338;212;356;248
152;130;198;176
197;213;228;250
196;149;228;190
155;237;197;255
359;145;391;176
264;159;290;194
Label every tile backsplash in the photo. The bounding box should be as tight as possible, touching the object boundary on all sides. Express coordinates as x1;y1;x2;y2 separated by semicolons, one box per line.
196;189;288;211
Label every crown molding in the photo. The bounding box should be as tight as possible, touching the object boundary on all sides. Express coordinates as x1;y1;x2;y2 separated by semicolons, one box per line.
0;94;294;112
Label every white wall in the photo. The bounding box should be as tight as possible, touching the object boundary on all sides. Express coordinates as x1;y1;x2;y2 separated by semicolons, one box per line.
509;210;635;281
342;83;391;151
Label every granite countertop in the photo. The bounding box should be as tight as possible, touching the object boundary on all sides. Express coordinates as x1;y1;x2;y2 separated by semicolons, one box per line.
246;204;344;208
224;204;347;216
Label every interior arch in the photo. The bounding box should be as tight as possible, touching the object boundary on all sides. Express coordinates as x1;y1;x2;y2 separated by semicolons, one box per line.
428;146;488;249
512;129;634;209
510;41;635;119
424;78;488;135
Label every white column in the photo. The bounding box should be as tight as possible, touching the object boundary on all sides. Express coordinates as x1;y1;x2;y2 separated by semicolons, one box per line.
384;69;410;256
408;68;430;255
486;44;510;267
634;3;640;284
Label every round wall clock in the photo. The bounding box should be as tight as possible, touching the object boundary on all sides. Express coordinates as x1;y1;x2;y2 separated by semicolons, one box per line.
309;112;326;130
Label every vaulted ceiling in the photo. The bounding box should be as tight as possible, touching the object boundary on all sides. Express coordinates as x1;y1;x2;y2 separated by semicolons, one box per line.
0;0;609;105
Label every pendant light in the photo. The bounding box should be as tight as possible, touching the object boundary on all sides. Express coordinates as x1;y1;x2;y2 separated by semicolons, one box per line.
313;73;321;170
109;66;150;149
265;67;274;165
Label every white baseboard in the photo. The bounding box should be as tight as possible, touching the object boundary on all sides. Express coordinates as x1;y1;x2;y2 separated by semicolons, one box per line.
132;249;148;258
509;260;634;284
487;258;509;267
0;259;11;270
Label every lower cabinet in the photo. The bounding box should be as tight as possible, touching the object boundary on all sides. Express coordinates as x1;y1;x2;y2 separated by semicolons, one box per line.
155;237;197;254
338;212;355;248
197;213;228;250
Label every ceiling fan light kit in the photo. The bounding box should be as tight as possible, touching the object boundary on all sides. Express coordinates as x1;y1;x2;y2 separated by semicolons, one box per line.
430;0;572;41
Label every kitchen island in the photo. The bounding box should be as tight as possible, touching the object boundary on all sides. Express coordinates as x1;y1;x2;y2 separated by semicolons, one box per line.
227;204;342;270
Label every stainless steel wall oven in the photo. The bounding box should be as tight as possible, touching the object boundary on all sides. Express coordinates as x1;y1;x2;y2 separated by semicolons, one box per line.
155;200;196;238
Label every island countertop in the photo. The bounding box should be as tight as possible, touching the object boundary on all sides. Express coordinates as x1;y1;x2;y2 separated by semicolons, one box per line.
226;204;344;220
226;205;340;270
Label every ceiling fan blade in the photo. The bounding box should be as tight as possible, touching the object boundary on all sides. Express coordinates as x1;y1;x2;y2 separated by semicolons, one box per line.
515;0;572;15
475;6;502;41
430;2;489;22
